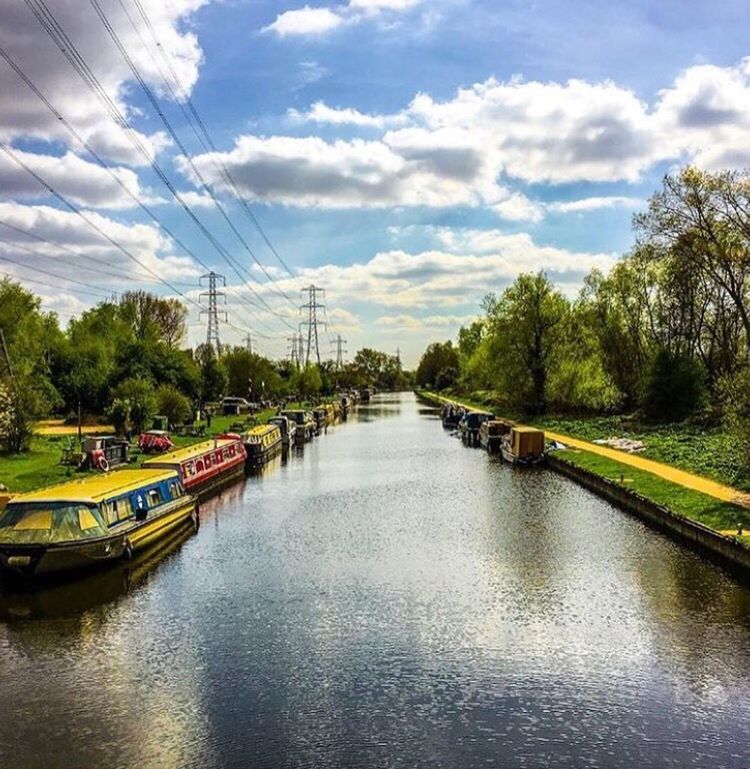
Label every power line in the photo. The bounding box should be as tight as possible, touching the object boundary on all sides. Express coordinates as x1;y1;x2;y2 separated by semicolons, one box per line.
19;0;295;333
126;0;296;280
90;0;297;311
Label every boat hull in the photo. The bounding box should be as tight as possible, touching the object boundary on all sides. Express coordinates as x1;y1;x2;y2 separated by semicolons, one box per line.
244;439;282;469
500;446;546;466
0;497;197;577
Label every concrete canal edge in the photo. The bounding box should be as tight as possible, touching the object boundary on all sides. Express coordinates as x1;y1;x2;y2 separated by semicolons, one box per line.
415;389;750;578
547;454;750;577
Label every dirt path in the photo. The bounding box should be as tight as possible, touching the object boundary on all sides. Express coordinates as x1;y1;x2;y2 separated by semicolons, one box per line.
428;393;750;509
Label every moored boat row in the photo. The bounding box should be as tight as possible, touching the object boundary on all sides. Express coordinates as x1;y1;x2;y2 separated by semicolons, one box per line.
0;394;362;578
439;401;546;465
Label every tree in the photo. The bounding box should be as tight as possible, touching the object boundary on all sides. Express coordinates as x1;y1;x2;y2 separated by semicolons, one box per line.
109;378;157;434
486;272;568;413
155;384;193;427
416;342;460;389
119;291;188;347
641;348;706;422
195;344;227;404
292;364;322;400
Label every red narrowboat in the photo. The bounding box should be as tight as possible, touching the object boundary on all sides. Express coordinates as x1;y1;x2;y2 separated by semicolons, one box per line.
142;435;246;496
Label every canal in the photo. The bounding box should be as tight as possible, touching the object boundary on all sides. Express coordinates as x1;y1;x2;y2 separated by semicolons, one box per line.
1;392;749;768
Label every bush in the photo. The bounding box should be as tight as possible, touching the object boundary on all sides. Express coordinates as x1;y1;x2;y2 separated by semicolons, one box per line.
109;378;157;434
640;349;706;422
155;384;193;427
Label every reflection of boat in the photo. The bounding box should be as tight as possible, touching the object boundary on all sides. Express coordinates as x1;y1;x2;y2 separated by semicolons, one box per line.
0;520;197;620
0;470;196;577
242;424;282;468
142;435;246;495
500;426;546;465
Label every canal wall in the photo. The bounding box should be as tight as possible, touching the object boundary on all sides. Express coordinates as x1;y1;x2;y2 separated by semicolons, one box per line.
415;390;750;577
547;454;750;577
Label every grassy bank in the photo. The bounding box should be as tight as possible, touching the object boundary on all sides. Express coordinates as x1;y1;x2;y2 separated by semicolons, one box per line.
416;388;750;543
0;407;282;495
422;388;750;492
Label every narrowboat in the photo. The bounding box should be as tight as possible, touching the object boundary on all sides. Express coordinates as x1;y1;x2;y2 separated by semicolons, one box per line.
280;410;315;444
501;426;546;465
312;406;328;434
243;424;282;468
0;469;197;577
268;415;296;448
479;419;513;453
459;411;495;446
142;435;246;495
441;403;464;429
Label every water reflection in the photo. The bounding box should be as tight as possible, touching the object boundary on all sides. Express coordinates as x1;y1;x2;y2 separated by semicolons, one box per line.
1;393;749;769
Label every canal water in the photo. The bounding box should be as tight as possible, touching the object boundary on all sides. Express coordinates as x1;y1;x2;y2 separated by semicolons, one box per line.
1;393;749;768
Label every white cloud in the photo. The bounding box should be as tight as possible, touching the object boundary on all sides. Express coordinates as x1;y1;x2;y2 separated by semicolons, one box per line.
0;148;147;210
0;0;209;166
375;313;475;330
182;134;539;218
547;196;643;213
262;6;345;37
0;201;199;282
288;101;406;129
262;0;423;38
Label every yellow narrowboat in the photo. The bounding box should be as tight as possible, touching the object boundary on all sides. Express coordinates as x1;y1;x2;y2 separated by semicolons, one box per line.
0;469;197;577
243;424;282;468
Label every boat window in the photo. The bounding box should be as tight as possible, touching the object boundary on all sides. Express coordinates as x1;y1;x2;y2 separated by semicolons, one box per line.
0;504;108;544
228;445;235;457
215;451;223;464
148;488;162;507
169;481;179;499
185;461;195;477
195;459;204;473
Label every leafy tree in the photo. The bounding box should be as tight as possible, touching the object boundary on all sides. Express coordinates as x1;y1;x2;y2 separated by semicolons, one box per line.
640;348;706;422
292;364;322;400
416;341;460;389
195;344;227;405
155;384;193;427
110;378;157;434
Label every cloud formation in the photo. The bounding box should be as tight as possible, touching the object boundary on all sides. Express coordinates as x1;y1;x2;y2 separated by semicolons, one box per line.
186;59;750;220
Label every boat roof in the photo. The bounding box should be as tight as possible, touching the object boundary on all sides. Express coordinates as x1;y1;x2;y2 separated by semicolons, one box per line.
512;425;544;434
142;437;239;466
10;469;178;505
245;424;280;436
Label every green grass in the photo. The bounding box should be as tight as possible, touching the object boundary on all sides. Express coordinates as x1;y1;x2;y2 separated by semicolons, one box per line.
557;449;750;536
0;405;305;494
536;416;750;492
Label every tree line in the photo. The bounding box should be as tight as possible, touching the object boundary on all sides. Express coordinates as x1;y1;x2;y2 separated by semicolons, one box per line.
0;285;411;453
416;167;750;454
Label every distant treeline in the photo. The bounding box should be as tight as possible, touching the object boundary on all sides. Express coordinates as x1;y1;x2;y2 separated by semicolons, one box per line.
0;284;411;453
416;167;750;455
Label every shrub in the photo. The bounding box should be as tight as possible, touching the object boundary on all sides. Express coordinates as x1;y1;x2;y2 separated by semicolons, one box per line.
155;384;193;427
640;349;706;422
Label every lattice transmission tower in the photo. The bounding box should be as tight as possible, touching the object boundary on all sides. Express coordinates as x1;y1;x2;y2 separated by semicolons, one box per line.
332;334;348;369
200;271;227;353
300;285;326;366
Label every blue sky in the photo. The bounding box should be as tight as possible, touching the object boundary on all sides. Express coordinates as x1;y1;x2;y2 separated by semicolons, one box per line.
1;0;749;365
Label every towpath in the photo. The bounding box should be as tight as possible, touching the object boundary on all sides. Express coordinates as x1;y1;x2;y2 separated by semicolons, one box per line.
428;393;750;510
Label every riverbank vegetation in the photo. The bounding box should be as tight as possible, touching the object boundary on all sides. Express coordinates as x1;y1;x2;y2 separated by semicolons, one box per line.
0;280;412;490
417;167;750;490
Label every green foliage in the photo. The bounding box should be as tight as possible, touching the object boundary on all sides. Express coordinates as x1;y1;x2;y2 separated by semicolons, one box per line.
292;364;323;398
195;344;228;404
109;378;157;434
416;341;459;390
640;348;706;422
223;347;285;399
155;384;193;427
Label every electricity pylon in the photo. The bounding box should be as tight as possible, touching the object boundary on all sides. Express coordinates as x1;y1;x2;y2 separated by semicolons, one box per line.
200;271;227;353
300;285;326;366
332;334;347;369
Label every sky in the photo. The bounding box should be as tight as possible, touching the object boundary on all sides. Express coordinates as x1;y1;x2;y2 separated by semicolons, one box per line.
1;0;750;366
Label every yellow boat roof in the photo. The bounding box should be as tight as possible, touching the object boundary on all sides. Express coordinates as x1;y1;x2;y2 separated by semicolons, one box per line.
12;469;179;505
246;424;279;436
143;438;238;466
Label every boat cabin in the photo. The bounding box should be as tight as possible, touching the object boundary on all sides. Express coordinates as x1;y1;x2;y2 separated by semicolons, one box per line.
0;469;196;576
479;419;512;452
243;424;282;467
268;415;296;446
142;435;246;494
280;410;315;442
502;426;546;465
